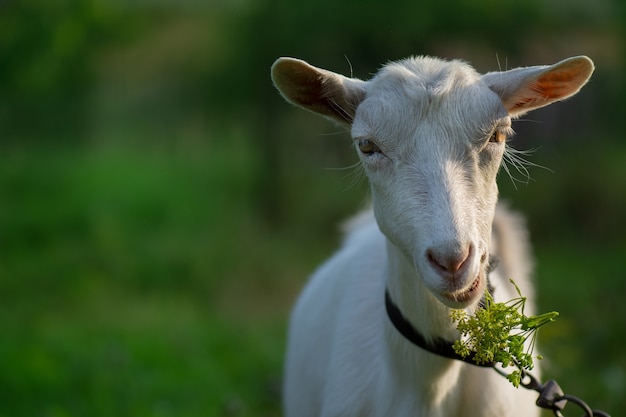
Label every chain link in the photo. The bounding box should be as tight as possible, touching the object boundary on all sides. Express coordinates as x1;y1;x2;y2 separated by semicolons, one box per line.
494;367;612;417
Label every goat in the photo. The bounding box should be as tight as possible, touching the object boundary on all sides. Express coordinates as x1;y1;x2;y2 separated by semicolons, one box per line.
271;55;594;417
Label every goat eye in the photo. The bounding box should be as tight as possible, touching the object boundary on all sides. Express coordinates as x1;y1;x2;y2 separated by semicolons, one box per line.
357;138;382;155
489;130;507;144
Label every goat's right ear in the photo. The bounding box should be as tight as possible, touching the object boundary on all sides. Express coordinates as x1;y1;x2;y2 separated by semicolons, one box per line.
271;58;366;126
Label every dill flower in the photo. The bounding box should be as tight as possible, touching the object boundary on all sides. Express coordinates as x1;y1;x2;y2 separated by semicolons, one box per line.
451;279;558;387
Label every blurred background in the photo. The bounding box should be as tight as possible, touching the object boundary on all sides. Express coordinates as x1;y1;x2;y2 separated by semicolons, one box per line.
0;0;624;416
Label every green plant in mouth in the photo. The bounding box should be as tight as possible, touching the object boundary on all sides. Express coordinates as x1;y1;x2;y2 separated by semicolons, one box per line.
450;279;559;387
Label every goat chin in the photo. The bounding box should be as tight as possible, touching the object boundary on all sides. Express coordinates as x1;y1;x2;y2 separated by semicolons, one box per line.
273;54;594;417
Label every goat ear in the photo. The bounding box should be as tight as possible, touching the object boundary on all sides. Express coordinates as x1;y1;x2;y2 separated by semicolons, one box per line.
483;56;594;117
271;57;366;125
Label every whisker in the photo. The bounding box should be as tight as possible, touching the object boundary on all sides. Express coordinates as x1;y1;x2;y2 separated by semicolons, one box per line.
323;160;366;191
501;145;552;188
512;118;543;124
322;161;361;172
317;130;350;137
344;55;354;78
328;97;354;123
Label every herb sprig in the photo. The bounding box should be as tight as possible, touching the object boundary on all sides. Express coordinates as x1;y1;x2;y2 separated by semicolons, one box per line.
450;279;558;387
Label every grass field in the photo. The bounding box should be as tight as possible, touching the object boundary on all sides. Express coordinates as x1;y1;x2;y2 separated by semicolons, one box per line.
0;137;624;416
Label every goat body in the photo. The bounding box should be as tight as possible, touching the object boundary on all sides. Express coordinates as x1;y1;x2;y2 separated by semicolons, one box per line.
271;55;594;417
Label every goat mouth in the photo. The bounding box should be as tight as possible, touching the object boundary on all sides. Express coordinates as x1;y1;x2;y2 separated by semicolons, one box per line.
443;275;482;305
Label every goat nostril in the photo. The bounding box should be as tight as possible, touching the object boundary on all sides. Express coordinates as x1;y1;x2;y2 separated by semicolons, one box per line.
426;250;444;272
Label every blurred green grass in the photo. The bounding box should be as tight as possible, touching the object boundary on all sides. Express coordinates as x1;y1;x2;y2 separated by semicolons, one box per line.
1;137;624;416
0;141;289;417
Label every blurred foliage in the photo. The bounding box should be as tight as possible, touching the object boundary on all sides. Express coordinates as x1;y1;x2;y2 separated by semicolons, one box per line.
0;0;625;415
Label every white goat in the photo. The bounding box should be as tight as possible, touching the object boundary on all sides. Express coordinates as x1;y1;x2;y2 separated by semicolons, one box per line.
271;55;594;417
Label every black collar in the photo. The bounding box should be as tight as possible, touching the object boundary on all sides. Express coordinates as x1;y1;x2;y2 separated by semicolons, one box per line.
384;257;499;368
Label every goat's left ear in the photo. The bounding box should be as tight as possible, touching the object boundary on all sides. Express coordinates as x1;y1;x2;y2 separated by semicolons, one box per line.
271;57;367;126
483;56;594;117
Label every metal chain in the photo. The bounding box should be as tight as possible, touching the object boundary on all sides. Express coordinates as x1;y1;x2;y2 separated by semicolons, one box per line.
494;367;611;417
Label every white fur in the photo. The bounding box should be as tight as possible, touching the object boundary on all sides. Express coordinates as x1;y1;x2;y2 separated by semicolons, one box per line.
271;55;594;417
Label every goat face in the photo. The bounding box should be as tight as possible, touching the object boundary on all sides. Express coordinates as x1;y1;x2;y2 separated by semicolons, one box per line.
351;59;507;308
271;55;594;309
